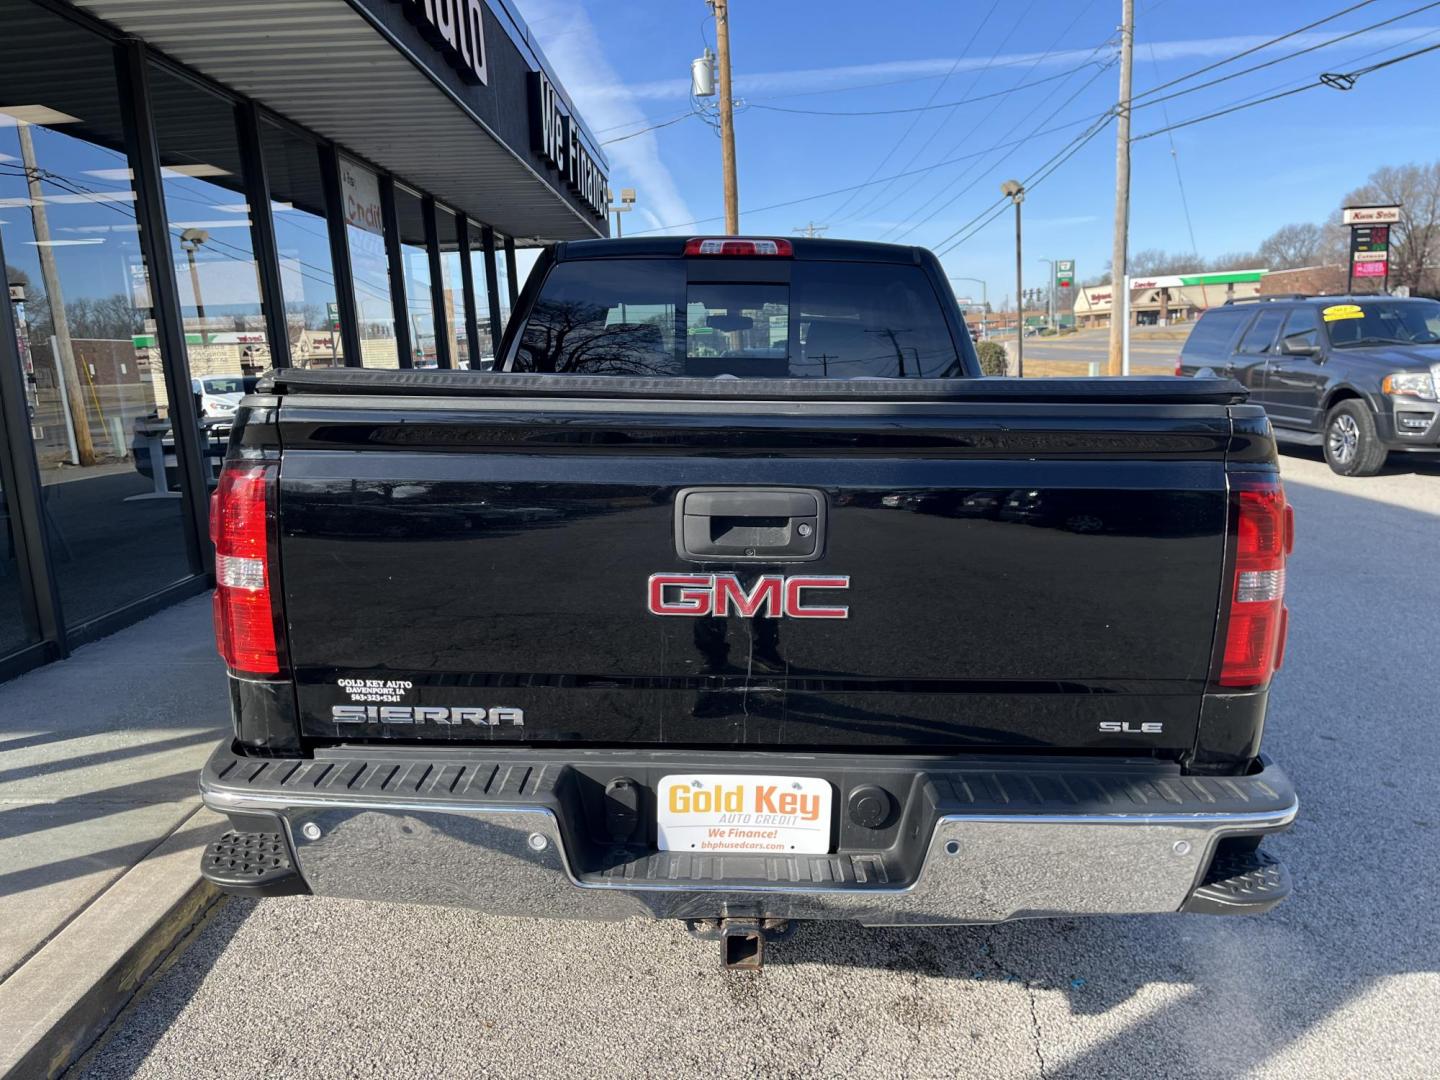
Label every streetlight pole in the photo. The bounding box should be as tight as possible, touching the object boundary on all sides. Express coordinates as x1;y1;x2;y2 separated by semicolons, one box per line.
608;187;636;238
1001;180;1025;377
949;276;988;337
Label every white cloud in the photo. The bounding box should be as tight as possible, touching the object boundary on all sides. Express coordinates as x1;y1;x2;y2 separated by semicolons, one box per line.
602;27;1440;102
513;0;694;234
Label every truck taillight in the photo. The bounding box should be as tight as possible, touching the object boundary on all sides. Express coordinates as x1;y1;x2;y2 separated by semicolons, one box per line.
683;237;793;257
1217;475;1293;688
211;461;283;676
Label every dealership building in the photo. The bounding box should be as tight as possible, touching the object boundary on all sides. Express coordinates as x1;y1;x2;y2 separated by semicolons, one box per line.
0;0;608;681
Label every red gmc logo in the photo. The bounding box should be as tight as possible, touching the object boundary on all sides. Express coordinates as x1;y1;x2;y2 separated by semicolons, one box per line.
648;573;850;619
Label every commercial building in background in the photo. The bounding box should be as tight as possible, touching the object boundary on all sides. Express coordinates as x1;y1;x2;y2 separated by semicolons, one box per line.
0;0;608;681
1074;270;1266;329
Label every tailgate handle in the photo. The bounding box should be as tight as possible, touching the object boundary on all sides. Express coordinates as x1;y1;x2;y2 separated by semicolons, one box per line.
675;487;826;562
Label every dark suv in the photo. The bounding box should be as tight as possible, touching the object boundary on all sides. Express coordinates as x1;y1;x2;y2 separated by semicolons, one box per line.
1178;294;1440;475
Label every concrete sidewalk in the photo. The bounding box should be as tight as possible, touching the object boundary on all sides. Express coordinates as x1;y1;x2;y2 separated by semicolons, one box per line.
0;596;227;1077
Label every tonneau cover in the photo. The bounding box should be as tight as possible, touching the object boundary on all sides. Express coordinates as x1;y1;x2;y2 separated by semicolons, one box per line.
259;368;1246;405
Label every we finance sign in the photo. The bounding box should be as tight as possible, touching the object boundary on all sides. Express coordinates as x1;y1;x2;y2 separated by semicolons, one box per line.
530;71;609;220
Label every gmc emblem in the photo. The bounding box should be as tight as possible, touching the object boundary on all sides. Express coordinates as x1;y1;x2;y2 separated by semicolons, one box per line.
648;573;849;619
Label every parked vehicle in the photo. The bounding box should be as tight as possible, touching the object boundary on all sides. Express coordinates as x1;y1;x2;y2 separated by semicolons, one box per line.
1177;294;1440;475
192;375;260;419
200;237;1296;968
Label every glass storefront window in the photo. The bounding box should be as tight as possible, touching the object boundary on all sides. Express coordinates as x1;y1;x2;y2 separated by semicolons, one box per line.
0;1;194;628
149;61;266;439
260;119;342;367
394;185;431;368
468;223;496;369
493;230;512;330
338;155;396;367
436;206;470;369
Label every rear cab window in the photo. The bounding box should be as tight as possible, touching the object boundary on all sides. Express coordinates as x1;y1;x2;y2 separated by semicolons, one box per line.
511;256;967;378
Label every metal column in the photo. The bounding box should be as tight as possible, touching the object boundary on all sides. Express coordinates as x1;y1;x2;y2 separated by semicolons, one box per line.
504;235;519;309
423;197;451;370
236;102;291;368
116;39;210;574
457;217;481;371
379;176;412;369
318;144;363;367
482;226;503;355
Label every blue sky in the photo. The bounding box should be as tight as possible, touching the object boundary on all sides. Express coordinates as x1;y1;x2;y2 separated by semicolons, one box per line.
515;0;1440;306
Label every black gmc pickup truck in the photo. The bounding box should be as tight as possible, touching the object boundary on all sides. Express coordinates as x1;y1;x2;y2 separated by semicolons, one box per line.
201;237;1297;968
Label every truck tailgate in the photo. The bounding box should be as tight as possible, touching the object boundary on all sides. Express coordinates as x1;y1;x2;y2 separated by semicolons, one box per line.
273;379;1237;755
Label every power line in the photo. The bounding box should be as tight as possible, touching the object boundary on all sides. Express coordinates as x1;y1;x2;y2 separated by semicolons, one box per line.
1145;41;1198;255
833;0;1044;228
623;111;1107;236
1131;0;1440;111
868;6;1112;239
1133;0;1382;101
883;49;1117;243
600;111;696;145
745;62;1108;117
821;0;1003;225
895;3;1434;250
1132;38;1440;141
935;112;1117;256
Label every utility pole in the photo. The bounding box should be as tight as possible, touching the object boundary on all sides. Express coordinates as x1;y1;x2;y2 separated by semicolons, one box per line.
710;0;739;234
1107;0;1135;376
794;221;828;238
18;121;95;465
1002;179;1025;378
180;228;210;341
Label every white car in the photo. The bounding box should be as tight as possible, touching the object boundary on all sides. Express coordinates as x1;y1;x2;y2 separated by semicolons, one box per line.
192;375;259;418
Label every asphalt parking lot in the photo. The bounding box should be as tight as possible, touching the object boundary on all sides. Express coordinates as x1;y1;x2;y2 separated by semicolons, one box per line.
79;448;1440;1080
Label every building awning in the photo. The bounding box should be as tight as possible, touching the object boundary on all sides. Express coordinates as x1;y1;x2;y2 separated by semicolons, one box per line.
69;0;607;242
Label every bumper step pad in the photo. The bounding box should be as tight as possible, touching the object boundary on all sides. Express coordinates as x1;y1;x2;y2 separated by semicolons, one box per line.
1184;846;1291;915
203;829;309;897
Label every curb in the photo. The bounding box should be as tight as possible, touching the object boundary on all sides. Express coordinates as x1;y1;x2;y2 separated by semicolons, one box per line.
0;809;224;1080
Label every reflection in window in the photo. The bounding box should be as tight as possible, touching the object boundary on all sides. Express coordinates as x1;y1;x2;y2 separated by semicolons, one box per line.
339;156;396;367
493;231;512;332
149;61;267;427
262;120;342;367
0;407;41;655
394;185;430;368
792;263;962;378
685;284;788;377
1238;309;1284;355
436;206;471;368
468;223;497;368
0;2;193;628
514;260;681;375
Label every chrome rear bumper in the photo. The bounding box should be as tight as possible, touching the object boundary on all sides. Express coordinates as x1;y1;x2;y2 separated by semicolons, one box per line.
200;744;1296;926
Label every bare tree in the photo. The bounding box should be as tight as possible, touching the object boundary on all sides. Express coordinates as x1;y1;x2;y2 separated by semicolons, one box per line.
1256;223;1327;270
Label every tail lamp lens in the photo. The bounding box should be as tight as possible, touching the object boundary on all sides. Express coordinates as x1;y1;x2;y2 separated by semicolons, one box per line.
1218;477;1291;688
211;462;281;676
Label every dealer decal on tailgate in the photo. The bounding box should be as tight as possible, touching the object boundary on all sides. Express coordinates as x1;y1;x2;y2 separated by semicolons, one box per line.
656;774;833;854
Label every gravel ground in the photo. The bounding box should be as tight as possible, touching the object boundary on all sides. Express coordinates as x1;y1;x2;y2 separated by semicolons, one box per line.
79;449;1440;1080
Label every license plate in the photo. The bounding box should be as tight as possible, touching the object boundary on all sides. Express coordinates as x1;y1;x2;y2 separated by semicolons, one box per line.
655;774;833;855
